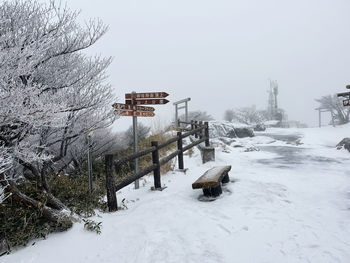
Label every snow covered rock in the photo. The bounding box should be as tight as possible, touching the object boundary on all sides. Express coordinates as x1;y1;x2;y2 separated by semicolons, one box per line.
336;138;350;152
226;129;236;138
218;137;236;145
208;121;236;138
234;127;254;138
208;121;254;138
244;146;260;152
254;123;266;131
264;120;280;127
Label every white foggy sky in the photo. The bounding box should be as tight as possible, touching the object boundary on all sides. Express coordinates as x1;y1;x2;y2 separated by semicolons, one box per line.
59;0;350;130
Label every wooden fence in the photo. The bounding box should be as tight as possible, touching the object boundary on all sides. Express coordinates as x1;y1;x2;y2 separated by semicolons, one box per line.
105;120;210;211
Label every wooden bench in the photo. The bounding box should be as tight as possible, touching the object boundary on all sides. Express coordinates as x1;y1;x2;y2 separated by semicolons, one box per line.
192;166;232;197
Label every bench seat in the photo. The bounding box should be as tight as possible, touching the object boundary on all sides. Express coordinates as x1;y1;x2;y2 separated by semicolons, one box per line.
192;166;231;197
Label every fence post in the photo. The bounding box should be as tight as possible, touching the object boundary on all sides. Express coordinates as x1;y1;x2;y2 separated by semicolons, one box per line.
151;141;161;189
177;131;184;170
87;134;93;193
204;121;210;147
105;154;117;212
199;121;203;139
194;121;198;138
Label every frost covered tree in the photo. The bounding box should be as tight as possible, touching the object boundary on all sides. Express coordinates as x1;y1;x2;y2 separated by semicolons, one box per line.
180;111;213;122
0;0;115;223
229;106;266;125
0;147;12;204
64;129;127;174
124;123;151;146
316;94;350;125
223;109;234;122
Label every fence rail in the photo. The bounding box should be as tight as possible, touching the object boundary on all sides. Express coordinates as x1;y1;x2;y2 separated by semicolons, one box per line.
105;120;210;211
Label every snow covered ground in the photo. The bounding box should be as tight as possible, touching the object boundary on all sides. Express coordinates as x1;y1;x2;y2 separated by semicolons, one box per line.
3;125;350;263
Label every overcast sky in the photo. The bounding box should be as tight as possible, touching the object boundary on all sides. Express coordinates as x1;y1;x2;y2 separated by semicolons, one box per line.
63;0;350;131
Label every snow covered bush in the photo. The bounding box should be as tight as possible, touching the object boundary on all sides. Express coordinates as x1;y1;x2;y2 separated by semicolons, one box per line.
179;110;213;122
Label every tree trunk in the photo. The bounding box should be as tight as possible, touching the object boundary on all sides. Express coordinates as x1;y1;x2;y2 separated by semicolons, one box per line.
5;181;72;230
44;191;67;210
21;162;68;211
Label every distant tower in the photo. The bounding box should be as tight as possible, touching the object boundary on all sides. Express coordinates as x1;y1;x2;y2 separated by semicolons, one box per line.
267;80;279;120
273;83;278;110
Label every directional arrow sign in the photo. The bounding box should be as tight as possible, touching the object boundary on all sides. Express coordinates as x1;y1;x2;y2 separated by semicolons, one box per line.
125;92;169;100
112;103;155;112
115;110;155;117
114;110;133;116
136;111;155;117
125;99;169;105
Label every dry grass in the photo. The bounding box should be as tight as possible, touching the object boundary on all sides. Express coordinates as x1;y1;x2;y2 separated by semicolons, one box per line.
138;131;177;173
183;147;194;157
113;128;178;183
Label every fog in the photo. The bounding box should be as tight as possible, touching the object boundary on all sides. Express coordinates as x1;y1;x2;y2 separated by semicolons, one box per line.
64;0;350;130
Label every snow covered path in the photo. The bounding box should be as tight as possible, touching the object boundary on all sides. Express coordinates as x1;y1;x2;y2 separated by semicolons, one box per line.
3;126;350;263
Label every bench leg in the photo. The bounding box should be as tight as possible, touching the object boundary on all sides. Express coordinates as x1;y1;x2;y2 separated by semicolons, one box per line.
221;173;230;184
203;188;211;197
203;185;222;197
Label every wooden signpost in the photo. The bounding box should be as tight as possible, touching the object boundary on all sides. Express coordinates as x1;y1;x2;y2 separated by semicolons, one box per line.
113;91;169;189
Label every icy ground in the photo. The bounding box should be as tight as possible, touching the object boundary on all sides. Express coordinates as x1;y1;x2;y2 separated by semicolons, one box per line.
4;125;350;263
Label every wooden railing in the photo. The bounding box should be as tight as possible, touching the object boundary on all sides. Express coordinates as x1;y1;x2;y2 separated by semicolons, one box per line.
105;120;210;211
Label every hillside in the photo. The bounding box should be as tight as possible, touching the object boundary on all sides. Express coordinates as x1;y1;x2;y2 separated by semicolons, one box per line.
3;124;350;263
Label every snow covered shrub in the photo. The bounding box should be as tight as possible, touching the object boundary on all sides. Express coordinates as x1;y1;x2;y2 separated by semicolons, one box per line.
0;169;109;254
82;219;102;235
50;173;107;217
179;110;213;122
0;181;72;255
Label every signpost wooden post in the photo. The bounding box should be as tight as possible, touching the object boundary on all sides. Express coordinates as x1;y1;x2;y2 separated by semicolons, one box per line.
113;91;169;189
131;92;139;189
